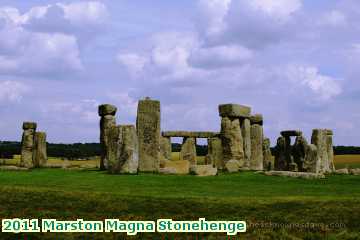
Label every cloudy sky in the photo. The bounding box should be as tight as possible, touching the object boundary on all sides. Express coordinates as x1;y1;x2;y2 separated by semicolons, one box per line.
0;0;359;145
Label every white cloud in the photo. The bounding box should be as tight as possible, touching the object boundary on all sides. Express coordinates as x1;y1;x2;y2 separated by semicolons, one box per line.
107;92;138;116
249;0;302;22
0;4;88;76
41;99;99;123
0;81;29;102
284;65;342;101
116;53;148;76
190;44;253;69
58;1;108;26
197;0;232;36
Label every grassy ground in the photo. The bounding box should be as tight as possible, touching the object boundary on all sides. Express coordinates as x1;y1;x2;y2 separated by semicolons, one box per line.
0;154;359;239
0;169;359;239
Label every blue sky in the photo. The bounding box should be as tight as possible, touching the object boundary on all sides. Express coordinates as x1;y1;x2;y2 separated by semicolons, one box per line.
0;0;359;145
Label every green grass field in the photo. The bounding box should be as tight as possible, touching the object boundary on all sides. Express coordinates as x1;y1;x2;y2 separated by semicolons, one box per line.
0;154;359;239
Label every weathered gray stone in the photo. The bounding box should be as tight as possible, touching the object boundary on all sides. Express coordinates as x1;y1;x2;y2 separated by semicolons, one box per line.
98;104;117;117
274;136;287;171
99;104;117;170
191;165;217;176
241;118;251;168
22;122;37;130
225;159;240;172
219;104;251;118
160;136;172;163
220;117;245;166
350;168;360;175
264;171;325;179
207;137;224;169
312;129;333;173
20;127;36;168
293;135;308;172
33;132;47;168
250;124;263;170
180;137;197;166
162;131;219;138
326;131;335;172
303;144;319;173
281;130;303;137
136;98;161;172
335;168;349;174
263;138;273;171
107;125;138;174
160;160;190;175
250;114;263;125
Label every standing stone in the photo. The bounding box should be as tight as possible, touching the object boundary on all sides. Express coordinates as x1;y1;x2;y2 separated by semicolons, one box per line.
250;115;263;170
263;138;272;171
311;129;332;173
241;118;251;168
136;98;161;172
303;144;319;173
160;136;172;164
180;137;197;166
326;130;335;172
274;136;287;171
98;104;117;170
33;132;47;168
20;122;37;168
207;137;224;169
293;136;308;172
220;117;244;166
107;125;138;174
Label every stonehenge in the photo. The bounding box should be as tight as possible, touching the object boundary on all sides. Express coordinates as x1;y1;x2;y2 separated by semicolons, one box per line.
93;98;335;177
20;122;47;168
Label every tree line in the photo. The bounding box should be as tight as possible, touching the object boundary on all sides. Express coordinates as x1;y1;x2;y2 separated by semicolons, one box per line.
1;141;359;159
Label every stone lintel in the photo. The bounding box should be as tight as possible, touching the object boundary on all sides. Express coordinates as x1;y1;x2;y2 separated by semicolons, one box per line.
162;131;220;138
250;114;263;125
325;129;333;135
281;130;303;137
218;104;251;118
98;104;117;116
22;122;37;130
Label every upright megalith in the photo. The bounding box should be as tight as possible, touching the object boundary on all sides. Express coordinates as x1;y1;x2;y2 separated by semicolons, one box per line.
274;136;287;171
207;137;224;169
136;97;161;172
250;114;263;170
311;129;334;173
107;125;138;174
241;118;251;168
98;104;117;170
303;144;319;173
160;136;172;163
326;130;335;172
20;122;37;168
220;117;244;166
33;132;47;168
293;135;308;172
180;137;197;166
263;138;272;171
